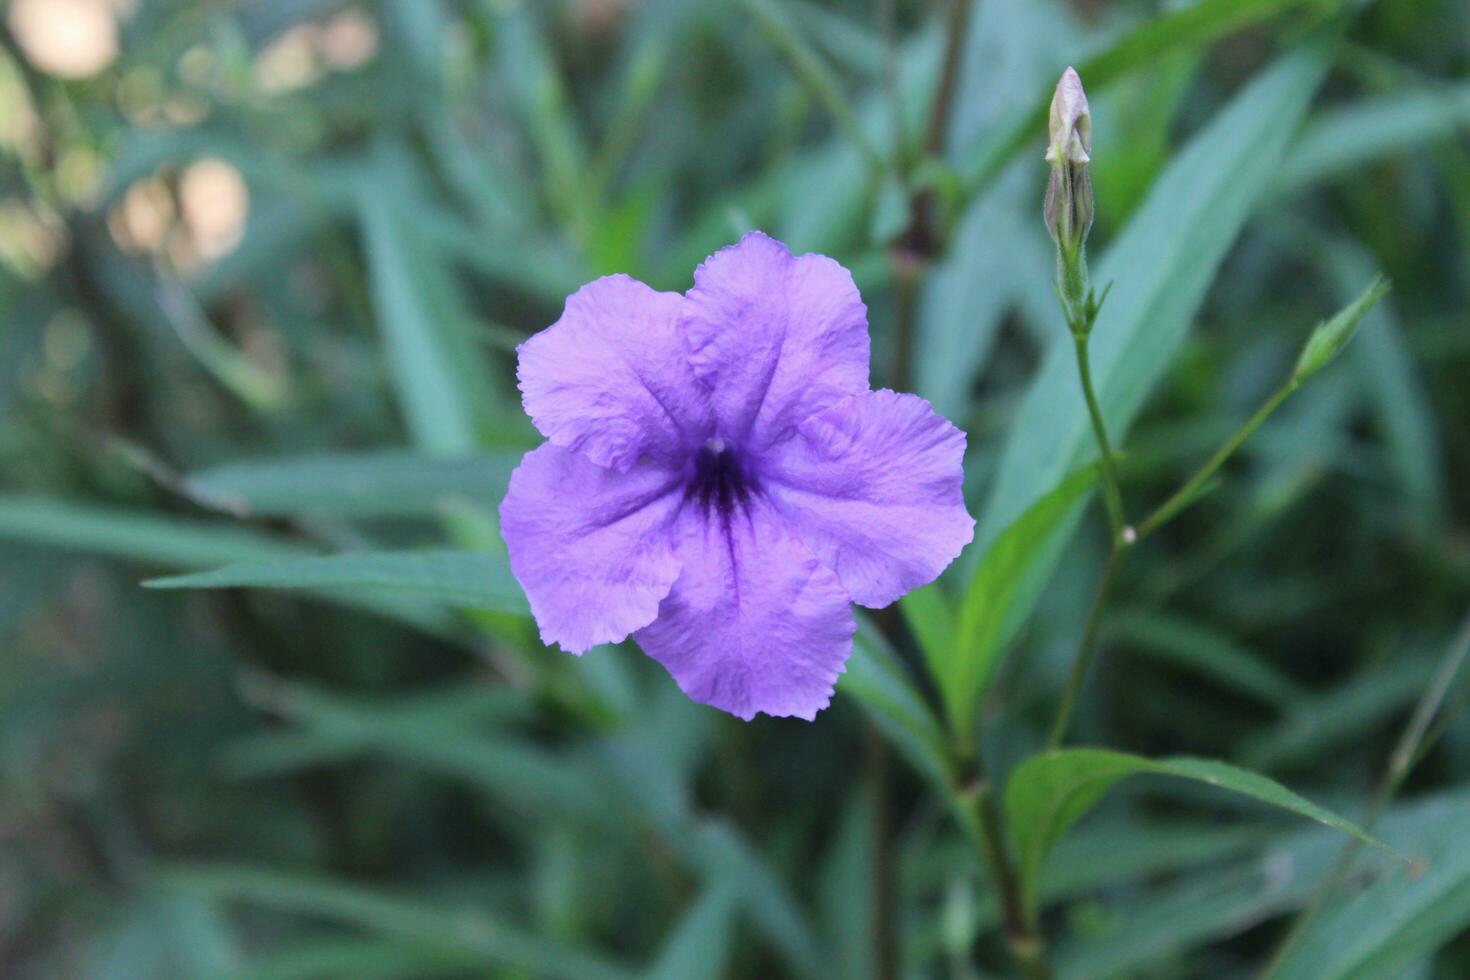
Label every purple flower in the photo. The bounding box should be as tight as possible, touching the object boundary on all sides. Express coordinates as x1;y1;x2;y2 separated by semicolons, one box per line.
500;232;974;720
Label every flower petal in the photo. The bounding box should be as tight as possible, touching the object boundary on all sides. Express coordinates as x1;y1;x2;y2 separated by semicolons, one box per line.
500;444;684;653
518;275;711;471
635;503;856;720
680;232;869;454
763;389;974;608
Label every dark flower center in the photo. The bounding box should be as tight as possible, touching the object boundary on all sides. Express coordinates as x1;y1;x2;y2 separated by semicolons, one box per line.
687;438;755;519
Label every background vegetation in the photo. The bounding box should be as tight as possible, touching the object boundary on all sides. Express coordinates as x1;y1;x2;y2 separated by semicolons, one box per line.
1;0;1468;977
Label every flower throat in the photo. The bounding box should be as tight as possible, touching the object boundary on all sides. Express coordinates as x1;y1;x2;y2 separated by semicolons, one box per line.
687;438;754;519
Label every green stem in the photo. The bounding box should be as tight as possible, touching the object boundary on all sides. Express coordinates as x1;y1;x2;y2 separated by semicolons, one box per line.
1134;377;1299;542
1047;545;1120;750
951;749;1051;979
1051;249;1127;751
1259;605;1470;978
1072;330;1128;542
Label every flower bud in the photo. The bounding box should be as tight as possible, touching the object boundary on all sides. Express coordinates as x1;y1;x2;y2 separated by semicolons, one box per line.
1043;67;1094;256
1046;67;1091;168
1293;276;1391;382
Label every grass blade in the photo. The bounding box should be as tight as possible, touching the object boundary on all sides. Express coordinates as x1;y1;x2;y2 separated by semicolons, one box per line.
146;550;528;614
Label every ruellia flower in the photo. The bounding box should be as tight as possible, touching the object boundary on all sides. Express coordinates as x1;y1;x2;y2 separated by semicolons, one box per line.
500;232;974;720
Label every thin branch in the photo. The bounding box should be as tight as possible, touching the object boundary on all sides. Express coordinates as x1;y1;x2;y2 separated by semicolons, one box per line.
1071;329;1128;543
1134;378;1299;542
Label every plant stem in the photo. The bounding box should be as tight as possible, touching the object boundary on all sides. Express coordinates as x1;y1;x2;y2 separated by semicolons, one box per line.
1046;545;1120;750
951;748;1051;979
876;0;906;172
1134;377;1300;542
924;0;974;164
889;0;973;390
1051;255;1128;750
1071;330;1128;543
1258;604;1470;978
898;6;1046;974
865;724;898;980
892;256;922;392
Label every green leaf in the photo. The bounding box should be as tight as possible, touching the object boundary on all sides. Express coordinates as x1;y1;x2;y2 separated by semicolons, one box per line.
1051;791;1469;979
208;937;480;980
738;0;881;173
186;451;521;518
145;550;528;614
591;36;671;204
644;882;739;980
493;8;594;234
815;797;876;980
942;463;1099;737
0;498;458;635
1293;275;1392;381
789;0;884;75
161;865;635;980
911;819;1269;949
223;675;612;825
1110;610;1304;709
1242;657;1441;771
0;496;309;568
1268;792;1470;979
686;825;826;980
1004;748;1402;916
220;684;530;779
154;277;287;411
1276;82;1470;195
86;894;238;980
956;0;1329;200
358;154;488;455
898;582;955;685
917;167;1046;421
841;615;951;788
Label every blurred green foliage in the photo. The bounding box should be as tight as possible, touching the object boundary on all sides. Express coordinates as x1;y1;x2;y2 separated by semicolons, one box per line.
0;0;1468;977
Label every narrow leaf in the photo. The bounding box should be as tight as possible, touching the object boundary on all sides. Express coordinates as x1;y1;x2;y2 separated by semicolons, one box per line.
0;496;308;568
841;615;952;788
1268;791;1470;979
1276;82;1470;195
944;462;1099;736
739;0;881;172
358;161;480;455
1005;748;1403;915
1111;611;1303;708
145;550;528;614
162;865;635;980
644;882;739;980
187;451;520;518
957;0;1328;199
